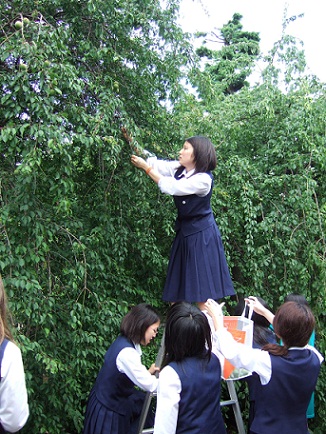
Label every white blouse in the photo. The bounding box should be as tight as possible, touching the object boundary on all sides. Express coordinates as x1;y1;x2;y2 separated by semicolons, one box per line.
153;319;324;434
0;341;29;432
146;157;212;197
116;344;158;393
213;327;324;385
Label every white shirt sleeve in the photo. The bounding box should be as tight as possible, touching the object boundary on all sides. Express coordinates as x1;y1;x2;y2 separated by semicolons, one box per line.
147;157;180;176
153;366;181;434
116;346;158;393
214;328;272;385
0;341;29;432
147;157;212;197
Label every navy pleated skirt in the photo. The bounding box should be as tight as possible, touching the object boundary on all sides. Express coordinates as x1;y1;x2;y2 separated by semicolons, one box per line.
83;388;130;434
83;388;153;434
163;223;235;303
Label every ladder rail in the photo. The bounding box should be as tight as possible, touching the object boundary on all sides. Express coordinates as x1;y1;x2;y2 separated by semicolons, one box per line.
224;380;246;434
137;328;165;434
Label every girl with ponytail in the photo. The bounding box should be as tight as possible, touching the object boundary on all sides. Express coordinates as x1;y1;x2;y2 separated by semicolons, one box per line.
205;297;323;434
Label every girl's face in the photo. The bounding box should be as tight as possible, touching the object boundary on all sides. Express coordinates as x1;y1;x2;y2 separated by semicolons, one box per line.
141;321;160;346
179;141;195;171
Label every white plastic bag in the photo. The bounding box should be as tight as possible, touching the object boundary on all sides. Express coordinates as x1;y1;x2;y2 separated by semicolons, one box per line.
222;305;253;380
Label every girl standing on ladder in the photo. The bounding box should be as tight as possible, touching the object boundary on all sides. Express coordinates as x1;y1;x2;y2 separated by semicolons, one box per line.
131;136;235;310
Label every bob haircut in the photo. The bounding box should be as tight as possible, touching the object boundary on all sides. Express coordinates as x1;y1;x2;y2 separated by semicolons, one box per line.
120;303;160;345
186;136;217;174
162;302;212;367
274;301;315;348
264;301;315;356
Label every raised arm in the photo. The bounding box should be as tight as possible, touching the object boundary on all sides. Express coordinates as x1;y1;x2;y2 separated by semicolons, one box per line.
245;296;275;325
131;155;162;184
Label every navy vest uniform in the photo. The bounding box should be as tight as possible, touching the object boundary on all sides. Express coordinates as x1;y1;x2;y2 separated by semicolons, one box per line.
250;349;321;434
170;354;226;434
163;167;235;302
0;339;9;434
94;335;135;415
173;167;215;236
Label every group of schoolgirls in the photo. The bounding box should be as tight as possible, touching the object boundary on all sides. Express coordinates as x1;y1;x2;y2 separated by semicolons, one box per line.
84;136;323;434
0;136;322;434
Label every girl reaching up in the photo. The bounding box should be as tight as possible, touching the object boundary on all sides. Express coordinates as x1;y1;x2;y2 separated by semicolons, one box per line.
205;297;323;434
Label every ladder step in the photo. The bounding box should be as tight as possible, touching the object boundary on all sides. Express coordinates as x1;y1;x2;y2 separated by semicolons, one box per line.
220;399;237;406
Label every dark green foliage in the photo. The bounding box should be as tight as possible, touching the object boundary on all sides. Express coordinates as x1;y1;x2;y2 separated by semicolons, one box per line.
195;13;260;95
0;1;325;432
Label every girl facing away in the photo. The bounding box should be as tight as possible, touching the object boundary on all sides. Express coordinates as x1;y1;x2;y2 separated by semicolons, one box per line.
205;297;324;434
131;136;235;311
153;302;226;434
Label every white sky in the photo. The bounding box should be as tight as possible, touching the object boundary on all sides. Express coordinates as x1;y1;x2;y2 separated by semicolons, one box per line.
179;0;326;82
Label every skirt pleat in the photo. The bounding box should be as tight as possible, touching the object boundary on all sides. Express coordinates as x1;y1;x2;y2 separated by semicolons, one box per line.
163;224;235;303
83;388;130;434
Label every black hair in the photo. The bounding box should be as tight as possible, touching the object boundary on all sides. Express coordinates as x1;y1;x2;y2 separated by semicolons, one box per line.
234;297;275;348
162;302;212;367
186;136;217;174
284;293;309;306
120;303;160;344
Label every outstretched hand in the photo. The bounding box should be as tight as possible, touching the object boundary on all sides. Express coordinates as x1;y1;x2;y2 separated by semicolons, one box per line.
245;296;275;325
244;296;266;315
131;154;147;170
205;299;225;331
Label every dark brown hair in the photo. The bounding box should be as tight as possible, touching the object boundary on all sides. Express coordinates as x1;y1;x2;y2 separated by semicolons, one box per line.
263;301;315;356
186;136;217;174
0;276;14;343
120;303;160;345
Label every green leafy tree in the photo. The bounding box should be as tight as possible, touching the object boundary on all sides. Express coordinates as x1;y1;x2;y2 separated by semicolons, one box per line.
1;1;325;432
172;27;326;431
195;13;260;96
0;0;193;432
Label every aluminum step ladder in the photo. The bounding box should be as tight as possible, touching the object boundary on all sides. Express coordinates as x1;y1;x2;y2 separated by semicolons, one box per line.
137;329;246;434
137;327;165;434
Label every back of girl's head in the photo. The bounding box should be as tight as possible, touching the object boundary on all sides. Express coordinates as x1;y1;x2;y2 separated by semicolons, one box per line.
284;293;309;306
120;303;160;344
274;301;315;348
163;302;211;365
186;136;217;173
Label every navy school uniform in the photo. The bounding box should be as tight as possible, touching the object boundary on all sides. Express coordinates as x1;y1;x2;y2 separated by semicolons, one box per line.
83;336;153;434
246;328;278;429
169;354;226;434
163;168;235;303
0;339;9;434
250;348;321;434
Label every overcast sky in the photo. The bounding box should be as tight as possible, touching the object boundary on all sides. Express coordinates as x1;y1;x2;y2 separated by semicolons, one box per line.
178;0;326;82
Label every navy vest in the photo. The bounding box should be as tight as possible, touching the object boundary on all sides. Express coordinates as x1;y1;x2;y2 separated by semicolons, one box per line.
0;339;9;433
173;168;215;236
93;335;136;416
170;354;226;434
0;339;9;380
250;349;321;434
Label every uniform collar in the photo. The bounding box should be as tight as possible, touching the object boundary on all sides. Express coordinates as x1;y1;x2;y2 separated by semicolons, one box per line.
180;167;195;178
